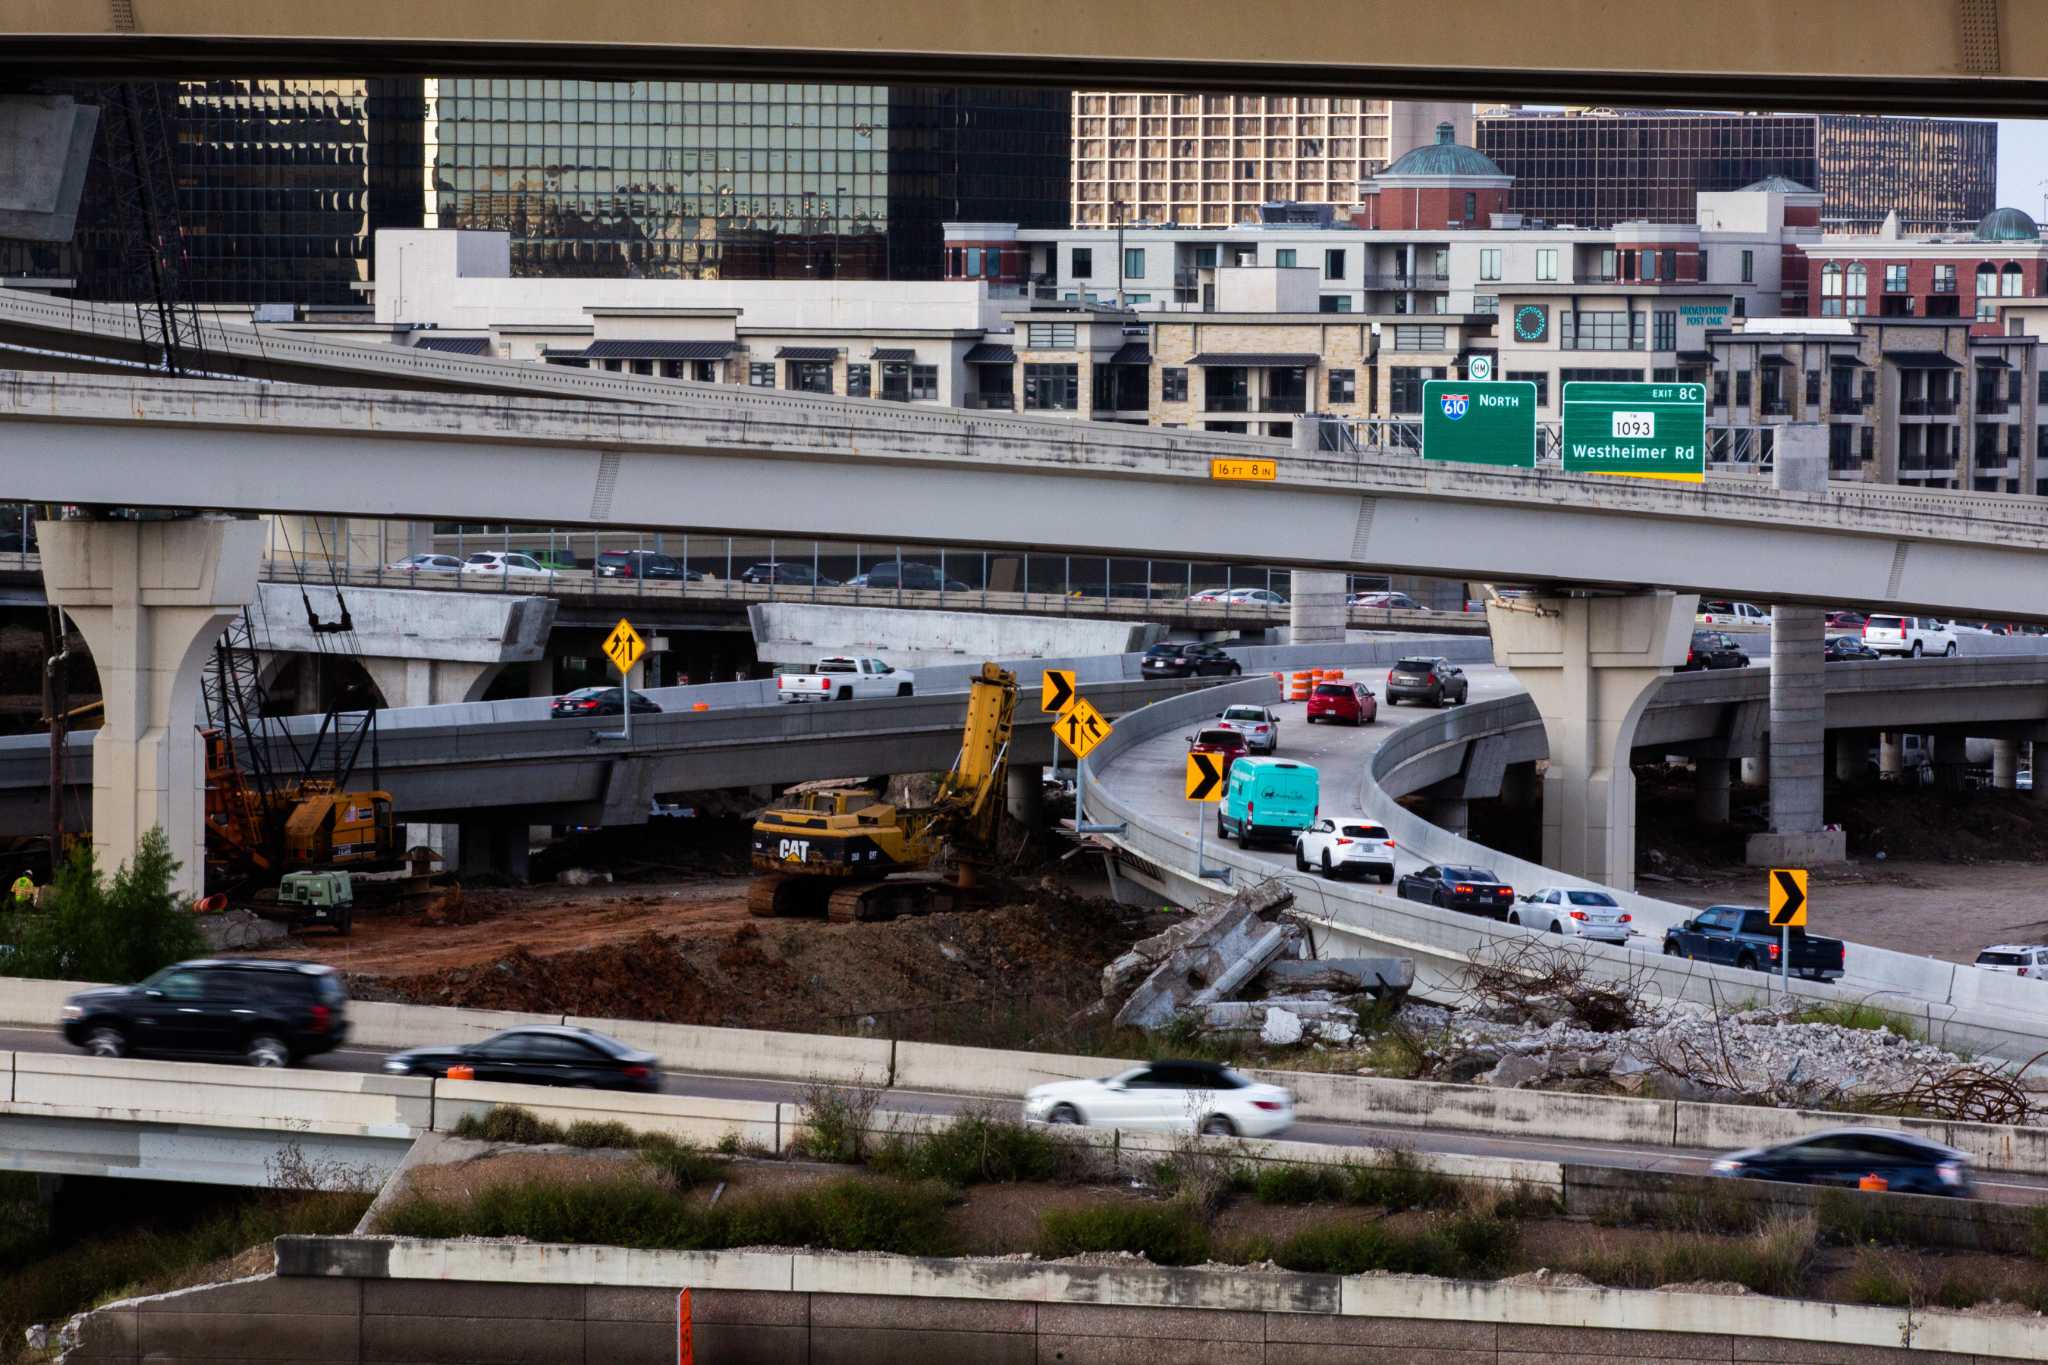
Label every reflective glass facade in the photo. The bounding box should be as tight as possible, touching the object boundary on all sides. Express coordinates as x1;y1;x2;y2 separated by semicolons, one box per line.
427;80;1066;280
1818;115;1996;235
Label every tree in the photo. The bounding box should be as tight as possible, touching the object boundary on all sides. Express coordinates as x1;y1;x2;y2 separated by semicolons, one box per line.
0;830;204;983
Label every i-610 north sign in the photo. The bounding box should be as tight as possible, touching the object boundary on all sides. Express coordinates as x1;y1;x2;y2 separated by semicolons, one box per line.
1422;379;1537;468
1562;381;1706;482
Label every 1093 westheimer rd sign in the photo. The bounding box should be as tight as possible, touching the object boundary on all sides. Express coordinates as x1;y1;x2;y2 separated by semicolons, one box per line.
1562;381;1707;483
1421;380;1537;468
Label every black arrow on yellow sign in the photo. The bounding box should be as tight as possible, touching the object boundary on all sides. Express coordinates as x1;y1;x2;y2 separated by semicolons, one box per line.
1185;751;1224;801
1768;868;1808;927
1042;670;1077;715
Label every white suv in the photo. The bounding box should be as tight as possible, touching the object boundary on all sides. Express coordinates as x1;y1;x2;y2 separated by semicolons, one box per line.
1862;615;1957;658
1696;600;1768;627
1975;944;2048;978
461;551;556;579
1295;818;1397;884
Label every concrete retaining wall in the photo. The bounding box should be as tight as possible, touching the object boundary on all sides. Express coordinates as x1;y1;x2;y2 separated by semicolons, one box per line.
5;1052;432;1137
62;1234;2048;1363
432;1080;783;1151
560;1016;892;1088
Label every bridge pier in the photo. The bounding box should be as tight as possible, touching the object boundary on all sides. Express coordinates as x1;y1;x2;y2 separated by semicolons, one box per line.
1287;571;1347;645
40;516;263;896
1746;600;1846;867
453;818;530;883
1693;746;1731;823
1879;732;1906;781
1993;736;2021;791
1486;590;1693;892
1834;729;1870;783
1932;733;1970;792
1006;764;1044;827
361;657;500;710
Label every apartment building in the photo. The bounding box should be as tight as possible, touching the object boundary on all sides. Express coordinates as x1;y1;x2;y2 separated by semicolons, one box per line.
1070;92;1471;228
1796;208;2048;332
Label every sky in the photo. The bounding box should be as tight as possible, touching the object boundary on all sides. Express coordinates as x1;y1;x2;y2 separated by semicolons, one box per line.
1997;120;2048;218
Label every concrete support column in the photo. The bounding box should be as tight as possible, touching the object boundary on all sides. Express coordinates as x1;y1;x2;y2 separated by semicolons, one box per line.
1747;599;1845;865
1287;570;1347;646
1487;590;1695;892
1932;733;1969;792
40;517;263;897
1693;749;1730;824
1879;732;1904;780
454;819;530;883
1420;797;1469;838
1499;761;1540;810
1006;764;1045;827
1993;737;2020;791
1833;730;1868;783
525;656;555;699
1739;755;1769;787
361;657;498;711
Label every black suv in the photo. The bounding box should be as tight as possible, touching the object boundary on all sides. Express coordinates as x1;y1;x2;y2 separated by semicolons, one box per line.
855;560;968;592
1680;630;1751;671
61;959;349;1067
596;550;700;581
1141;642;1244;678
740;561;841;587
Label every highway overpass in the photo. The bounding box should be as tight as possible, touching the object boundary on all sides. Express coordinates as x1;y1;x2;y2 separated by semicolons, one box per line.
1;1;2040;113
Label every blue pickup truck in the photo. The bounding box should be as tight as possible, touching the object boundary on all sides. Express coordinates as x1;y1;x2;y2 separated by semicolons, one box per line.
1662;905;1845;982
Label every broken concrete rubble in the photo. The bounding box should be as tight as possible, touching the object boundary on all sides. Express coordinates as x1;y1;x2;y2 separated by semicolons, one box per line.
1196;997;1361;1045
1107;881;1299;1031
1254;957;1414;1002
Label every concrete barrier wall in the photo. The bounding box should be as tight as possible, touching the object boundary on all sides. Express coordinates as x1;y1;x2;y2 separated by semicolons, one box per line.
348;1000;564;1050
561;1016;892;1087
6;1052;433;1136
0;976;98;1027
890;1041;1140;1097
433;1080;783;1151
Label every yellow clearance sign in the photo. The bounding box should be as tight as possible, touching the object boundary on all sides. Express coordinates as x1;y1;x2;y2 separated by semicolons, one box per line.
603;618;647;676
1211;457;1278;482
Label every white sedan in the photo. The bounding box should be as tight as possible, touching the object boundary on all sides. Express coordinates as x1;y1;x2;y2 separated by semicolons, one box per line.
1023;1060;1293;1138
388;553;465;574
461;551;556;579
1295;817;1397;883
1510;887;1633;944
1214;704;1280;753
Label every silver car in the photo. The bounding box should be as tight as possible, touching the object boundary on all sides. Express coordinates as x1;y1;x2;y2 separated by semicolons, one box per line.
1511;887;1632;943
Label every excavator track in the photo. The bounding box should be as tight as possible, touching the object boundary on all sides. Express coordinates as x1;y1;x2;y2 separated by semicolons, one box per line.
747;874;835;918
826;877;962;923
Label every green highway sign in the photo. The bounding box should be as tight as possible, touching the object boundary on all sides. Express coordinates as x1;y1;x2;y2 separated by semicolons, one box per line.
1421;380;1537;468
1561;381;1707;483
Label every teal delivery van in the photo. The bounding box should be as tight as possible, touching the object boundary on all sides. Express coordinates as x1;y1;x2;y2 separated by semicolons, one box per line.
1218;757;1320;847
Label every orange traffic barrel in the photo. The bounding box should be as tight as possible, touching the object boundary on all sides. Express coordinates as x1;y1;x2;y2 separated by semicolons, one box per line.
1858;1173;1889;1192
1323;670;1344;681
446;1065;475;1081
692;702;710;712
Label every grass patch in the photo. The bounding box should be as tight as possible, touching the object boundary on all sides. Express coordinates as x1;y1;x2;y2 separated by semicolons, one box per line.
446;1106;725;1188
1251;1164;1345;1205
1844;1248;1915;1307
791;1080;886;1165
1036;1199;1211;1267
1588;1188;1766;1237
1341;1150;1462;1211
1568;1214;1817;1297
379;1171;953;1256
0;1189;369;1363
1793;1001;1920;1040
1269;1210;1518;1278
871;1105;1087;1187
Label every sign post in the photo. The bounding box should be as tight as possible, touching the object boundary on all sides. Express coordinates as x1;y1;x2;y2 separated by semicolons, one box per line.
1422;379;1538;468
1561;381;1707;482
1185;750;1228;881
600;617;647;744
1056;696;1118;833
1768;867;1809;995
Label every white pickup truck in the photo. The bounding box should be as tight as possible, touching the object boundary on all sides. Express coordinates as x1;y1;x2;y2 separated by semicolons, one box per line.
777;656;916;703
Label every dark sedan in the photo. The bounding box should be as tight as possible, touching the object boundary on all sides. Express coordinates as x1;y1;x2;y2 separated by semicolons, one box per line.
1680;630;1750;672
1397;864;1516;918
1711;1127;1973;1198
1824;635;1881;663
1141;643;1244;679
382;1025;660;1092
549;686;662;718
597;550;701;581
740;561;842;587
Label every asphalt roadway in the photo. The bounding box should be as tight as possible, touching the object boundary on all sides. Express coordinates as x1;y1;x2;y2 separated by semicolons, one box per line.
5;1025;2045;1204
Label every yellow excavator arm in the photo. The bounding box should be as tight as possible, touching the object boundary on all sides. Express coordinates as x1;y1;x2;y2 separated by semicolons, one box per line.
912;662;1016;859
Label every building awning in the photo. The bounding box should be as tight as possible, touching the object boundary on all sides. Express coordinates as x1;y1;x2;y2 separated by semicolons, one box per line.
412;336;492;355
1973;355;2014;369
1757;354;1793;366
1677;350;1716;364
1186;352;1320;367
1107;341;1152;365
1828;353;1869;367
775;346;839;361
1883;351;1960;370
871;348;916;361
572;340;737;360
962;342;1016;364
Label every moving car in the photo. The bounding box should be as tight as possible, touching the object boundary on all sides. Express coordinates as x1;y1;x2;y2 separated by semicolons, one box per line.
1217;588;1288;607
1217;757;1319;848
461;551;555;579
1511;887;1632;943
1140;643;1243;679
1187;727;1251;779
1385;657;1469;708
1295;817;1397;883
61;959;349;1067
1824;609;1867;629
847;560;968;592
1023;1059;1293;1137
740;561;842;587
550;686;662;718
1696;600;1768;627
1397;865;1516;918
1823;635;1881;663
1862;615;1957;658
1661;905;1846;981
1349;591;1429;612
597;550;699;580
1680;630;1749;671
387;553;465;574
382;1025;660;1092
1974;944;2048;978
1306;680;1376;726
1214;704;1280;753
776;656;915;702
1710;1128;1973;1198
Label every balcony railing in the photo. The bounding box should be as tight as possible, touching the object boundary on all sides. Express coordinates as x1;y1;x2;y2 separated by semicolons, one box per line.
1899;398;1959;416
1760;400;1792;417
1260;395;1307;414
1828;394;1865;415
964;393;1014;410
1975;396;2012;416
1361;273;1451;290
1204;395;1251;412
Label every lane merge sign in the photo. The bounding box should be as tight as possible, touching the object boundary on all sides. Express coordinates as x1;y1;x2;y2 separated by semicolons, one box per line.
1041;669;1078;716
1768;867;1808;927
1185;751;1225;802
1562;380;1706;483
1422;379;1537;468
1056;697;1112;761
603;618;647;675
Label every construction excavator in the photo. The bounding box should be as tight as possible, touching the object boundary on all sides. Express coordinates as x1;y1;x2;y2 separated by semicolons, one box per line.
747;662;1016;923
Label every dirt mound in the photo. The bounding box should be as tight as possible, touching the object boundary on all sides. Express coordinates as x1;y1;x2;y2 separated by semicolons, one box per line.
355;890;1147;1033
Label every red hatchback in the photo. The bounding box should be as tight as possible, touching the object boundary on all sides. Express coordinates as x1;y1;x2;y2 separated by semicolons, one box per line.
1306;681;1377;726
1187;727;1251;777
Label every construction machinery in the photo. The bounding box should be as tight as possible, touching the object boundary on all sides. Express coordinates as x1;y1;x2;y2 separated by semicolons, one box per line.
747;662;1016;922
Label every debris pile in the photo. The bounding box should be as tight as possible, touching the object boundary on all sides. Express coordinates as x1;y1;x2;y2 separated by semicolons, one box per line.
195;908;290;952
1100;882;1413;1044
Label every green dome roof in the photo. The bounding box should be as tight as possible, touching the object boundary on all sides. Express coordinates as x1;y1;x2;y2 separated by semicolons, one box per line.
1382;122;1506;178
1975;207;2041;241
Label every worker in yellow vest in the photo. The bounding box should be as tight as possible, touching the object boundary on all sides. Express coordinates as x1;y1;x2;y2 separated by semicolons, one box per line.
10;872;34;908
